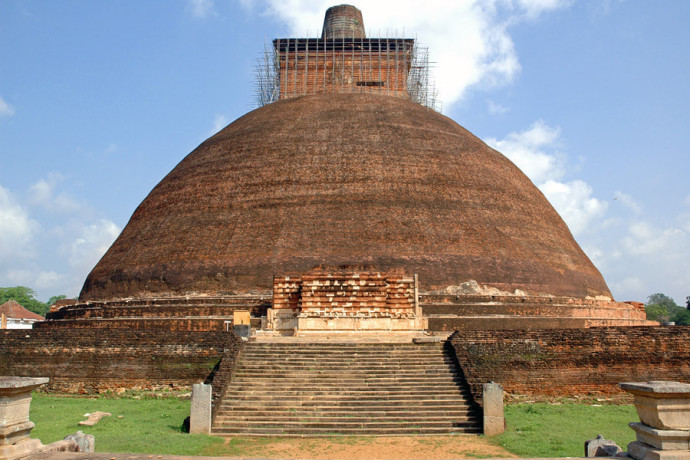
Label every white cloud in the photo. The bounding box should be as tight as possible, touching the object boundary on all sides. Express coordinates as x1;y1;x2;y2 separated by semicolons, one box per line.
186;0;217;19
27;173;83;213
249;0;572;109
485;120;564;183
0;95;14;117
541;180;607;235
0;184;37;260
0;180;121;300
211;114;229;135
487;100;509;115
613;191;642;214
485;121;609;237
621;221;686;257
64;219;121;271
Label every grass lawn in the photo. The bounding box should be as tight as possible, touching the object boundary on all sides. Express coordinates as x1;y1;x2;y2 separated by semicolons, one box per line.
494;403;638;458
30;394;639;458
30;393;225;456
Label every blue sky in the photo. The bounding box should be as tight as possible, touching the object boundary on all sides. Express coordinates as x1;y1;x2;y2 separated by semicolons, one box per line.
1;0;689;305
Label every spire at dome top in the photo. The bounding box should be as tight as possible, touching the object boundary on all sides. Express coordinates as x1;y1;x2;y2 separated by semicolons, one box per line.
321;5;365;39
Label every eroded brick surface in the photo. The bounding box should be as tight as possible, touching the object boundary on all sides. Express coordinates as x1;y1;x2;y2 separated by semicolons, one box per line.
449;326;690;404
0;329;242;394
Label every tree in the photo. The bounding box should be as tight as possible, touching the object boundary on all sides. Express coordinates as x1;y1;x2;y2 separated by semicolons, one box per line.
672;308;690;326
645;303;671;323
645;293;688;324
47;295;67;306
0;287;66;317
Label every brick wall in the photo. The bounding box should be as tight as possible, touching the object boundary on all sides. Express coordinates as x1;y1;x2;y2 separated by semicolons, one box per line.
449;326;690;405
273;270;416;318
275;39;413;100
0;329;242;393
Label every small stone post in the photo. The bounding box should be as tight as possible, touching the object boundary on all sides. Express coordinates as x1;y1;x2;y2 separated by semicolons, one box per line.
190;383;212;435
483;382;505;436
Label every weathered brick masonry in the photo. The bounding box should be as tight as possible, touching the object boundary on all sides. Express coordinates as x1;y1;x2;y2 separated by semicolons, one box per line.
449;326;690;405
0;329;242;393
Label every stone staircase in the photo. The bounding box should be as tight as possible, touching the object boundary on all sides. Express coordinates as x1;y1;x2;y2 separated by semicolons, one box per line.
212;342;481;436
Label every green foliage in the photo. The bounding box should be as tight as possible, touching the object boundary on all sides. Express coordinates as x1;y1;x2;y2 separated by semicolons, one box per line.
645;292;688;324
47;295;67;306
671;308;690;326
647;293;678;309
645;303;671;322
495;403;637;458
0;286;49;316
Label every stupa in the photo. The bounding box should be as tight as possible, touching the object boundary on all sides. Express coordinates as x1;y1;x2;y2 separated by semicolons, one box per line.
42;5;650;333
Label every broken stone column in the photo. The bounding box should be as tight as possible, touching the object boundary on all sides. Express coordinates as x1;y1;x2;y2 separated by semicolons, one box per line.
190;383;212;435
621;381;690;460
0;376;48;460
483;382;505;436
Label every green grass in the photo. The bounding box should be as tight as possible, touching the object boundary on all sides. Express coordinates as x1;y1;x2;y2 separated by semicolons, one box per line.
30;394;639;457
30;394;224;455
495;403;637;458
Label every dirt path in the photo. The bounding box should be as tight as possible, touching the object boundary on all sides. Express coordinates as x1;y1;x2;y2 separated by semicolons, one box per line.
216;435;517;459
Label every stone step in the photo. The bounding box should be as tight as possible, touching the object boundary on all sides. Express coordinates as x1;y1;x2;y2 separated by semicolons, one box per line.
211;341;480;436
239;353;447;360
242;347;444;352
235;355;455;364
226;381;466;390
233;366;458;373
214;417;479;425
231;371;460;379
241;346;444;351
218;399;474;408
215;409;475;418
222;388;468;397
229;376;463;383
218;396;469;405
212;426;481;436
213;420;479;429
237;358;454;364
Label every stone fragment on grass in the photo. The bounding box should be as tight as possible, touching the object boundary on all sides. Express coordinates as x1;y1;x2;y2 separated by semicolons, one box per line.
78;411;112;426
63;430;95;452
585;434;623;457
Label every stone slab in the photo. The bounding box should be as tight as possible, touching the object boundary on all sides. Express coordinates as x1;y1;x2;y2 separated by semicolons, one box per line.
190;384;211;435
0;421;34;446
621;382;690;396
630;422;690;450
621;381;690;430
0;377;49;390
0;437;43;460
628;441;690;460
483;382;504;436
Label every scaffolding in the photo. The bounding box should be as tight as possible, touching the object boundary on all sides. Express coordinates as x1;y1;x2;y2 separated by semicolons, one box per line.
254;34;438;111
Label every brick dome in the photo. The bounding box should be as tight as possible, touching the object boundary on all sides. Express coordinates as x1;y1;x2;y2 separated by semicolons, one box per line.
80;93;611;301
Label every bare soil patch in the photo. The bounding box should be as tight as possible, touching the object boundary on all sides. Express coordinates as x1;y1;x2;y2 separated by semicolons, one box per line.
218;435;516;459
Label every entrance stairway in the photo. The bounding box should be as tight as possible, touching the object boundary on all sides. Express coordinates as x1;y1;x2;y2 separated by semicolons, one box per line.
212;342;481;436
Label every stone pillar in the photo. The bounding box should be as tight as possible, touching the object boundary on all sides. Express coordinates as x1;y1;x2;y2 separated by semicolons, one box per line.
483;382;505;436
0;376;49;460
621;381;690;460
190;383;212;435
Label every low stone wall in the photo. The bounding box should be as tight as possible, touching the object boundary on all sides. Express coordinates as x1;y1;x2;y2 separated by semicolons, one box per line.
449;326;690;404
0;329;242;393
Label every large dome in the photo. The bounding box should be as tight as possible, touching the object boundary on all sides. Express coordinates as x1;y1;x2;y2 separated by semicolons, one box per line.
80;93;611;301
